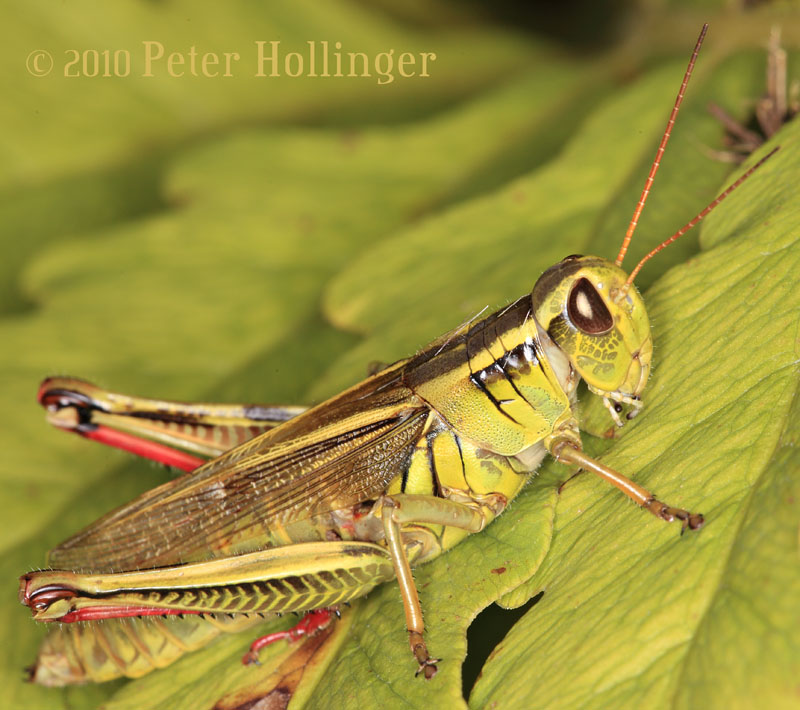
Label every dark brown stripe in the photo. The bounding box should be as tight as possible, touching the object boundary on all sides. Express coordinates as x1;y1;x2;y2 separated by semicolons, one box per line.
405;296;533;389
426;433;441;498
468;372;520;426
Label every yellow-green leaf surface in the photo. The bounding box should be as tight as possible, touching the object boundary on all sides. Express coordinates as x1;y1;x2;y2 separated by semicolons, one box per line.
1;0;540;188
2;5;799;710
468;124;800;710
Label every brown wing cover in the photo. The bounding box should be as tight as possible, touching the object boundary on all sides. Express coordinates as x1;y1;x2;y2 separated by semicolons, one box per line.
48;365;427;572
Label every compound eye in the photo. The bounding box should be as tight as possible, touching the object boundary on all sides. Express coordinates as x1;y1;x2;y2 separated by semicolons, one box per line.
567;278;613;334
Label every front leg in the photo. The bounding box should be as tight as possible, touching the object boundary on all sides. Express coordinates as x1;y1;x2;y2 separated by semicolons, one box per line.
548;438;704;532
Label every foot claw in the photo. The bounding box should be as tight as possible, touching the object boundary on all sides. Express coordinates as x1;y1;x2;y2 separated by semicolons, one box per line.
414;658;440;680
678;511;705;533
645;498;704;532
409;630;439;680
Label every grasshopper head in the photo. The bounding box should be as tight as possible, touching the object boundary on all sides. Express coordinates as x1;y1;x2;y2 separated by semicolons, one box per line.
531;255;652;408
525;28;776;419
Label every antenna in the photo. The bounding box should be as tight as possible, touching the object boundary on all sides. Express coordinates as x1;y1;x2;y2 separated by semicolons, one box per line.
622;146;779;287
615;24;708;267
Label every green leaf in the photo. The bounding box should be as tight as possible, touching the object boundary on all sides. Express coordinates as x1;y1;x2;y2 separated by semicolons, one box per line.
2;0;538;189
2;7;799;710
469;124;800;709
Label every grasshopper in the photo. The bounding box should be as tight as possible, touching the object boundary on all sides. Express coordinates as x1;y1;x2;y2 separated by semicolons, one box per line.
19;25;775;686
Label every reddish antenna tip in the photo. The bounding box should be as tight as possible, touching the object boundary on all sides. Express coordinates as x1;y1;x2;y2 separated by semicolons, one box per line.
615;24;709;268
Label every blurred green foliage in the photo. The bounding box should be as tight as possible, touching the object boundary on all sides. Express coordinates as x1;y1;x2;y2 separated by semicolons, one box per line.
1;1;799;708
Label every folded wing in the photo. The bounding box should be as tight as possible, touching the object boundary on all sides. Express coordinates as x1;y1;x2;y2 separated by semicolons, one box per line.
48;365;428;572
